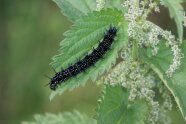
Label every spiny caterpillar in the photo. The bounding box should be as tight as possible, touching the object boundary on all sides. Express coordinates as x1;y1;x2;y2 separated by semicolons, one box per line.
50;26;118;90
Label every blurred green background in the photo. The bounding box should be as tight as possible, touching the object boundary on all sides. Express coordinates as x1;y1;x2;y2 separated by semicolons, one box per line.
0;0;185;124
0;0;100;124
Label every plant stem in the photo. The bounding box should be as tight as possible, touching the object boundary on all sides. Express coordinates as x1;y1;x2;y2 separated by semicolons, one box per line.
132;40;138;61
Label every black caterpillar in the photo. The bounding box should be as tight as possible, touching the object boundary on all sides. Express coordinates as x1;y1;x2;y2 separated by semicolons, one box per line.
49;26;118;90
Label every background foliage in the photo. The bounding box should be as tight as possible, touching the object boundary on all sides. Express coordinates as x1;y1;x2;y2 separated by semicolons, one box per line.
0;0;186;124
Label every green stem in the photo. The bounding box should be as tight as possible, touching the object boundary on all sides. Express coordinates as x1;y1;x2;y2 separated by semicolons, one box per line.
132;40;138;61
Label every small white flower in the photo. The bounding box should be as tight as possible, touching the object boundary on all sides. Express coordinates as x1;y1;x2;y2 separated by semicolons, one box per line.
96;0;105;11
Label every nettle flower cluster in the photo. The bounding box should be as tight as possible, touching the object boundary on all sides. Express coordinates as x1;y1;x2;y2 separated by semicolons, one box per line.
96;0;184;123
123;0;183;77
105;47;172;124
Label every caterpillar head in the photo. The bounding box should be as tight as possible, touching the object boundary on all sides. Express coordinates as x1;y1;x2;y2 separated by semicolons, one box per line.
50;77;58;90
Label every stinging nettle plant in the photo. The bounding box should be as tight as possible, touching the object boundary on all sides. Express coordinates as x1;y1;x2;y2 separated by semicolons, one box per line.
24;0;186;124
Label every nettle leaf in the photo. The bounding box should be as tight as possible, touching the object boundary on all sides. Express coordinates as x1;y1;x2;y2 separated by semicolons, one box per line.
105;0;126;11
53;0;96;22
53;0;126;22
50;9;128;100
161;0;184;40
22;111;96;124
96;85;149;124
139;41;186;121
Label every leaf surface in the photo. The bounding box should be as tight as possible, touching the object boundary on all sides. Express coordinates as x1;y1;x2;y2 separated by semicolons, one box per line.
53;0;97;22
97;85;149;124
22;111;96;124
161;0;184;40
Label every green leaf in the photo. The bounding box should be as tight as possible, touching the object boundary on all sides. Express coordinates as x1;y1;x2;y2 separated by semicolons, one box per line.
50;9;128;100
97;85;149;124
161;0;184;40
53;0;97;22
105;0;125;11
22;110;96;124
139;41;186;121
53;0;126;22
